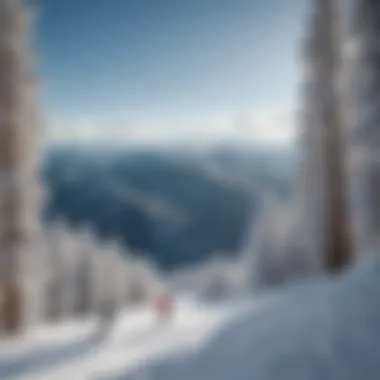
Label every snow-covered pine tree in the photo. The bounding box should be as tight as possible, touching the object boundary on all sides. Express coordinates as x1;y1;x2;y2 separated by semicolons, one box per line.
91;240;112;314
70;227;95;317
111;244;129;310
86;233;105;314
57;225;78;319
244;197;283;290
240;0;352;293
344;0;380;258
295;0;351;273
101;241;124;312
43;222;81;321
43;223;67;322
0;0;44;335
125;257;157;306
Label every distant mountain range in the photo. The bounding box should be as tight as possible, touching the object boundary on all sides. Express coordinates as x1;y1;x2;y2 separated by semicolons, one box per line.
42;143;296;271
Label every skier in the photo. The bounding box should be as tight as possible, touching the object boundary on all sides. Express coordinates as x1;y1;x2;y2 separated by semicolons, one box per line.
154;292;173;324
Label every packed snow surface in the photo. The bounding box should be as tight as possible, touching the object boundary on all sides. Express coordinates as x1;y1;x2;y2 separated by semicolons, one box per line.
124;257;380;380
2;257;380;380
0;296;265;380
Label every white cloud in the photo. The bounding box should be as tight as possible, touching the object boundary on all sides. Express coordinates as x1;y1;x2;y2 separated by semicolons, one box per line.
45;106;298;147
234;106;298;146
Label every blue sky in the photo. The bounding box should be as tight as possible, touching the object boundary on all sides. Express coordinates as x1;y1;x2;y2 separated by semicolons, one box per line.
35;0;309;144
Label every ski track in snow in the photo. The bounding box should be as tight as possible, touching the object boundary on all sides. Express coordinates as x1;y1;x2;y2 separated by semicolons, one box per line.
0;296;263;380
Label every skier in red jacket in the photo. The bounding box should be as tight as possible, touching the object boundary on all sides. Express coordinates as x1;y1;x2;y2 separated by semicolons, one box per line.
154;293;173;324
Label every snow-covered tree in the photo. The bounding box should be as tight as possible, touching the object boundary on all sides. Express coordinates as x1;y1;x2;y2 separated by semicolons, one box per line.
245;198;303;290
69;227;96;317
295;0;351;273
240;0;351;291
110;244;130;310
90;240;110;313
42;222;75;321
85;231;103;314
0;0;43;335
124;256;160;306
98;241;129;312
42;226;62;322
57;226;83;319
344;0;380;258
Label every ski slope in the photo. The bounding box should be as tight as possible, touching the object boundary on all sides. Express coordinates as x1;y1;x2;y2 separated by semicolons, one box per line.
124;257;380;380
0;296;256;380
5;255;379;380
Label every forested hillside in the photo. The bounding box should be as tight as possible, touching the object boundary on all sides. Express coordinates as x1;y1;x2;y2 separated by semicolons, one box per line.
42;143;295;271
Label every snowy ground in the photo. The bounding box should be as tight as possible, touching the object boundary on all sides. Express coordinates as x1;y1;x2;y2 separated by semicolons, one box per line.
0;296;264;380
123;257;380;380
6;255;379;380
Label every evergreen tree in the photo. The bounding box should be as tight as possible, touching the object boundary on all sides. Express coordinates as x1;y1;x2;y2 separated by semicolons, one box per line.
345;0;380;257
0;0;43;335
296;0;351;272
